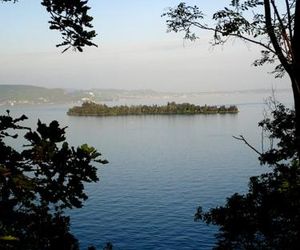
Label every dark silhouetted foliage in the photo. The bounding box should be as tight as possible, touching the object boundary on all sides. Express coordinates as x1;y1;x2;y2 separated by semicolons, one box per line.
2;0;97;52
164;4;300;246
163;1;296;78
195;103;300;249
163;1;300;155
0;111;108;249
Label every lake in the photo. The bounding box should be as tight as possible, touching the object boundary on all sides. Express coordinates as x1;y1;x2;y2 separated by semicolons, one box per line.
1;90;293;249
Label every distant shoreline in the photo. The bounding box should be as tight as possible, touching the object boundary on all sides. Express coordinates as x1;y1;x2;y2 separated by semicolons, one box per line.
0;84;291;107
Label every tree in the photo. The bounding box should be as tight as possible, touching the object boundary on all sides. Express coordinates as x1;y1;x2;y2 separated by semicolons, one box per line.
0;1;106;248
195;102;300;249
163;0;300;156
163;2;300;248
0;112;108;249
2;0;97;52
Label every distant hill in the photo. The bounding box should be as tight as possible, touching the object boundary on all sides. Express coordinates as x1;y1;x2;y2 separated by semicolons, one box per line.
0;85;75;105
0;85;171;105
0;85;164;106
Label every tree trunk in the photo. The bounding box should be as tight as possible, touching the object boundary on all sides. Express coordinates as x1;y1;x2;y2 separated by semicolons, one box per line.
291;75;300;158
291;0;300;158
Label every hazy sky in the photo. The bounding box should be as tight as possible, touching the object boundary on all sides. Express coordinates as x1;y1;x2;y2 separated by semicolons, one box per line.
0;0;291;92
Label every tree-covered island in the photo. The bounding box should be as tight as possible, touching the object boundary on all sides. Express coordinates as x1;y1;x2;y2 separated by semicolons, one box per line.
67;101;238;116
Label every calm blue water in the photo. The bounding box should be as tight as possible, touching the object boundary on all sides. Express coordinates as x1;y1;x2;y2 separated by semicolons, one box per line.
1;91;293;249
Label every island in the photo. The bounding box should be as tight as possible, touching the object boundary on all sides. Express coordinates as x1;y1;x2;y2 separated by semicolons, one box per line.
67;102;238;116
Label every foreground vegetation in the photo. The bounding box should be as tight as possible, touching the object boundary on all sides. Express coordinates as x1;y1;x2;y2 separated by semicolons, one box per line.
67;102;238;116
196;102;300;249
0;112;108;250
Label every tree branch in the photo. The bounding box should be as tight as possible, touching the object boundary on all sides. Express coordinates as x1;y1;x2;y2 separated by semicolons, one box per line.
233;135;262;155
191;22;276;54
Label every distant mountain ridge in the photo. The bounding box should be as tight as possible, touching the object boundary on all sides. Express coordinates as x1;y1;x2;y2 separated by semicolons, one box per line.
0;84;291;106
0;85;72;104
0;85;164;106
